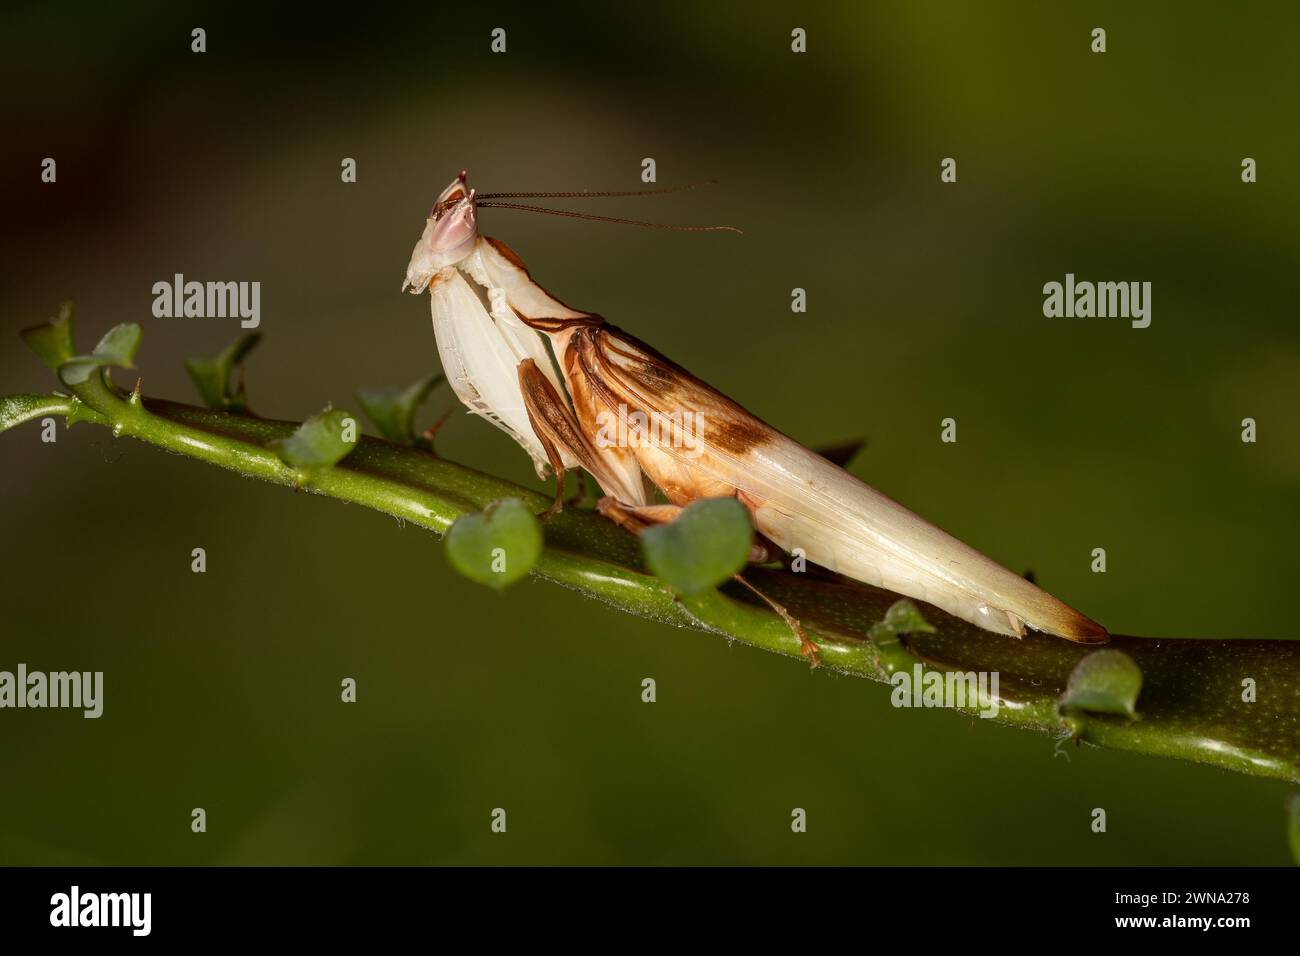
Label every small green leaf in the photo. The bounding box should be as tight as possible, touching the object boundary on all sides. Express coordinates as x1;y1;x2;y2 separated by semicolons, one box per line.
1288;794;1300;866
868;598;936;644
867;599;935;674
20;301;76;372
445;498;542;590
184;333;262;411
356;372;443;445
1060;649;1143;718
58;323;143;386
641;497;752;597
273;407;358;472
91;323;142;364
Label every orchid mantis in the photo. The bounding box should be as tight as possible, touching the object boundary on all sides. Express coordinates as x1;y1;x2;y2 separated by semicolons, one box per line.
403;172;1109;662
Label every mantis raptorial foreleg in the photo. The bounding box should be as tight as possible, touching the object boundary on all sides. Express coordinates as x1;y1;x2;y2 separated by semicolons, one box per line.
517;358;587;518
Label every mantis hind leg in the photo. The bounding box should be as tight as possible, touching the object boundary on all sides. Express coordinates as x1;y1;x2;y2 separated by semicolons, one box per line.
595;497;821;668
598;498;776;565
731;574;821;668
595;497;682;532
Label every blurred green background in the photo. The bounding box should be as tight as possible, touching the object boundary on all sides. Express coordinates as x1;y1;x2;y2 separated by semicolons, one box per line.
2;2;1297;864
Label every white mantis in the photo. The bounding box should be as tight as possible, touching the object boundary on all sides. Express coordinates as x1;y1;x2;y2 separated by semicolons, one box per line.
404;172;1109;662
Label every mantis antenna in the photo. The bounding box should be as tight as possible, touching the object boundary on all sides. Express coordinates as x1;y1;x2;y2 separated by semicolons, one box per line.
476;180;717;200
474;200;742;234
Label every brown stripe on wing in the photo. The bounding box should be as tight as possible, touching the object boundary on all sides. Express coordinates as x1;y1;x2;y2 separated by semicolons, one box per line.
483;236;530;271
517;357;645;506
581;325;777;456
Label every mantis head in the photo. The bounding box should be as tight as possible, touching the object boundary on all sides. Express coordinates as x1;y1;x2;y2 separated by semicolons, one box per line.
402;170;479;293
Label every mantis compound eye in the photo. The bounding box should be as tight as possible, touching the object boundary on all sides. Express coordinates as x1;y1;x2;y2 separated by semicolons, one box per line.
431;170;470;218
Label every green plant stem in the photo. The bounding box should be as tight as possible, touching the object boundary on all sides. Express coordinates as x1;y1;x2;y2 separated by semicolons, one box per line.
4;375;1298;784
